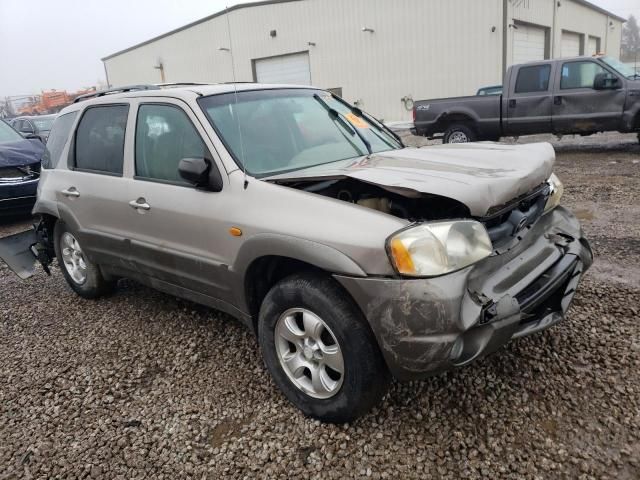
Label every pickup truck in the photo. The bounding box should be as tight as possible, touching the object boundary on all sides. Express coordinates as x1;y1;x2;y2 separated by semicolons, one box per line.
413;55;640;143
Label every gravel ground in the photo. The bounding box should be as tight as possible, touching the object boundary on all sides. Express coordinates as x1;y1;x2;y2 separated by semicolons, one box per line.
1;132;639;479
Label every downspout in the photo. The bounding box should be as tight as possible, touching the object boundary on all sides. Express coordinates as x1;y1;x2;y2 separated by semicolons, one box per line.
102;62;111;89
604;16;609;55
551;0;557;58
502;0;508;77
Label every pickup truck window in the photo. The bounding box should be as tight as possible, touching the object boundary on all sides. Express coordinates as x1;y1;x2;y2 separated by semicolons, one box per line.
515;65;551;94
560;61;606;89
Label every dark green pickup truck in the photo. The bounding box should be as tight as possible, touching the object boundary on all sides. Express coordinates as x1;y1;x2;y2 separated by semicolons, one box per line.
413;55;640;144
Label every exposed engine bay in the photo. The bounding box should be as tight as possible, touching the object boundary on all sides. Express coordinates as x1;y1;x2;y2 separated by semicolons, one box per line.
274;177;471;221
274;177;551;249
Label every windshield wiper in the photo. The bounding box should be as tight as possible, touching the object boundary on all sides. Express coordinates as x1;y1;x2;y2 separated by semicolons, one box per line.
331;95;405;148
313;94;372;155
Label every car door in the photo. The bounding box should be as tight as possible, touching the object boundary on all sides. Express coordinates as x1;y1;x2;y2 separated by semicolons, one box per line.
13;120;25;136
55;103;135;271
124;98;234;303
551;60;626;134
504;63;554;136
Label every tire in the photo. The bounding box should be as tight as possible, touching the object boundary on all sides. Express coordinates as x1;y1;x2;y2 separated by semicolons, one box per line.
53;221;115;299
443;124;477;144
258;272;390;423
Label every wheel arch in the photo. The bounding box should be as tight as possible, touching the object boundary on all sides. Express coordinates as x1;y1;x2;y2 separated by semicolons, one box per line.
434;110;479;134
232;234;368;332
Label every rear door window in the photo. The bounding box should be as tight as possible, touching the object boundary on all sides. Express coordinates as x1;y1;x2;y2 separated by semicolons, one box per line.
42;111;78;169
73;105;129;175
514;65;552;93
135;104;208;183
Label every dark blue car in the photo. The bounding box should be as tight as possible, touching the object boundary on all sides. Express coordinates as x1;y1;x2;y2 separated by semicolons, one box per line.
0;120;45;216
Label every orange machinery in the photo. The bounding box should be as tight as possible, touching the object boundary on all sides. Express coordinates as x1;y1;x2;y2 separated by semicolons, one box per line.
17;87;97;115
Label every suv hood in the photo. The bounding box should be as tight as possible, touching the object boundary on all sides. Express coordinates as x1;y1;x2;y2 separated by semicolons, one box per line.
265;142;555;217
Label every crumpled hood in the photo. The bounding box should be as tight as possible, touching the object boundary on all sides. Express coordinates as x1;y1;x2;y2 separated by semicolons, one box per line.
265;142;555;216
0;139;45;168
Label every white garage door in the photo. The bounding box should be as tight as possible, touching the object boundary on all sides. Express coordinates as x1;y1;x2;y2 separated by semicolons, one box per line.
512;24;546;65
254;52;311;85
561;31;582;58
588;36;600;55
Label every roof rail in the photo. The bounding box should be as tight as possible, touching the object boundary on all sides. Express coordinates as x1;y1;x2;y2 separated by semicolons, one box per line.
73;85;160;103
156;82;211;87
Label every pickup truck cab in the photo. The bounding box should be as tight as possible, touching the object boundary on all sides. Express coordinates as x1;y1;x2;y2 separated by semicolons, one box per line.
413;55;640;143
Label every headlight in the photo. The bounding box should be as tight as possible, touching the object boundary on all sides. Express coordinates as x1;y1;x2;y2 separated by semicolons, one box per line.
387;220;493;277
544;173;564;214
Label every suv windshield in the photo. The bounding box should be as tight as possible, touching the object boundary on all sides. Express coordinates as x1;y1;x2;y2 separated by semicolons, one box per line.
198;89;402;177
601;56;638;79
0;120;24;143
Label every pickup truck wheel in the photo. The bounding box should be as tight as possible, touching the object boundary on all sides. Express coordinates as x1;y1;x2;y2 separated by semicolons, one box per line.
258;272;390;423
443;124;477;144
54;221;115;299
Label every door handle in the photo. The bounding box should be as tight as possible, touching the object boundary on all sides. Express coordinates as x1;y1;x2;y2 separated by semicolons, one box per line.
129;198;151;211
508;99;517;108
554;96;563;105
61;188;80;198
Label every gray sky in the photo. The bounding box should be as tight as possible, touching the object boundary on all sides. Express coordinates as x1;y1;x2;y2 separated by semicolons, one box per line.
0;0;637;98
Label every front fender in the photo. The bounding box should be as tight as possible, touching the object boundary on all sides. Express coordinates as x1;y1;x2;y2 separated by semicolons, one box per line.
229;233;368;312
231;233;367;278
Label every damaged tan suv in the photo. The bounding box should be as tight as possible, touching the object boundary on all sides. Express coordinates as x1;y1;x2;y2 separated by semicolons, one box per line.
27;84;592;422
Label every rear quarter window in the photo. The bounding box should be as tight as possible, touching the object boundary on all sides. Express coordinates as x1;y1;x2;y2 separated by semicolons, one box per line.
514;65;551;93
41;112;78;169
73;105;129;175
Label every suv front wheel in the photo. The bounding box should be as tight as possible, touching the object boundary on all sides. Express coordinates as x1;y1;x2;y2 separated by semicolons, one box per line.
258;272;389;423
54;221;115;298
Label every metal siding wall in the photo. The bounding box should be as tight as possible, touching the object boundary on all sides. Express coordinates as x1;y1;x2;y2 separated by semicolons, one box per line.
104;0;505;121
504;0;622;65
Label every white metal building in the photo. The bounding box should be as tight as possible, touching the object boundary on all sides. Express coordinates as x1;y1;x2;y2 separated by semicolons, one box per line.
102;0;624;121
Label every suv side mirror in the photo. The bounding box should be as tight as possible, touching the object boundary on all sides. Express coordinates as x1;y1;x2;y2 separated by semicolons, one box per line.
26;133;43;142
593;72;620;90
178;157;223;192
20;125;35;135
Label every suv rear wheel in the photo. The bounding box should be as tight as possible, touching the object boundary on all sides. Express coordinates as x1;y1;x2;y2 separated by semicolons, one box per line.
54;221;115;298
258;272;389;423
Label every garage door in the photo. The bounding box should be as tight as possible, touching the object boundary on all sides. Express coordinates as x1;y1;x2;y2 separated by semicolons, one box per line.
512;24;546;65
561;31;582;58
588;36;600;55
254;52;311;85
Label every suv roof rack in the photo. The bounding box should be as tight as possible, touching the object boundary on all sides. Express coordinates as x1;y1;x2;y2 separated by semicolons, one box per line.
155;82;211;87
73;85;160;103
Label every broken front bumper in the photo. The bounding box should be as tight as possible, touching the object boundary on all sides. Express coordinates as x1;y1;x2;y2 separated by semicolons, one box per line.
335;206;593;381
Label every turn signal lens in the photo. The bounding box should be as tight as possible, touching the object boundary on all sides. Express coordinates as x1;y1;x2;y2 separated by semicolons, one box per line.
390;238;416;275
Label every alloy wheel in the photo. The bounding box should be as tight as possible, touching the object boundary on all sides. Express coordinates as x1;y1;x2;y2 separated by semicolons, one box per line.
274;308;345;399
60;232;87;285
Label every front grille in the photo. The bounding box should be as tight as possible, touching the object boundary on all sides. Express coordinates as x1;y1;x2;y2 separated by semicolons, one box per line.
481;183;550;246
0;165;40;184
